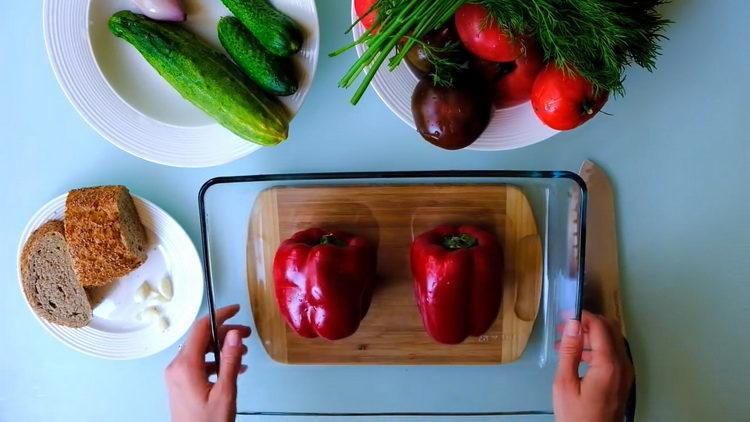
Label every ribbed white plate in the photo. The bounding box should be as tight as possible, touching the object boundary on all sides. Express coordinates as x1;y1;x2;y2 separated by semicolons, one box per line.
351;3;558;151
44;0;319;167
17;194;203;360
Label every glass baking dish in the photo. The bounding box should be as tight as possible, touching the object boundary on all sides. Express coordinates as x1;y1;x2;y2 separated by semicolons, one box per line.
198;171;586;418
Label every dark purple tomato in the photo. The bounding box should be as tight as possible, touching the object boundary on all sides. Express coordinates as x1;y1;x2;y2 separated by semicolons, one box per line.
411;79;492;150
402;26;466;78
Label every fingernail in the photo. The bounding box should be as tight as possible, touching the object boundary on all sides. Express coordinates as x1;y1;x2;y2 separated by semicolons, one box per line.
564;319;581;337
225;330;241;347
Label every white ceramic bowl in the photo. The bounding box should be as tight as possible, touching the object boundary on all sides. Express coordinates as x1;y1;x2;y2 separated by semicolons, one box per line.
17;194;204;359
350;3;558;151
44;0;319;167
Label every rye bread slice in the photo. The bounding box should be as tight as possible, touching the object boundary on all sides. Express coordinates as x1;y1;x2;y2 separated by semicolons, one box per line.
65;186;148;287
20;221;92;328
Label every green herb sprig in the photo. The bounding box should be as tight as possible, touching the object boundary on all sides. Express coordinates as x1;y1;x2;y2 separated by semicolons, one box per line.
479;0;671;95
412;38;469;87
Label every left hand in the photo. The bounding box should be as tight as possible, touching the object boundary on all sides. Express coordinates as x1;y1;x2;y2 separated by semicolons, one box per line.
165;304;252;422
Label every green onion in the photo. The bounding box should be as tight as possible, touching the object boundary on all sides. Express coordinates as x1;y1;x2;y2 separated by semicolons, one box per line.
330;0;464;105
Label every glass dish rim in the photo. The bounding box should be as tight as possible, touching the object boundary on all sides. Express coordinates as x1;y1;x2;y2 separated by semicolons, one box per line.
196;170;588;412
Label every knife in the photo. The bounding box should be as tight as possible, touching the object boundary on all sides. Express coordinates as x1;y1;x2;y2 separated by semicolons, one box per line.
579;160;626;332
578;160;635;421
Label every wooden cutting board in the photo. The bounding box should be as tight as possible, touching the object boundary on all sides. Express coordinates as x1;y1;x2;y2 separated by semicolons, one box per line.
247;185;542;365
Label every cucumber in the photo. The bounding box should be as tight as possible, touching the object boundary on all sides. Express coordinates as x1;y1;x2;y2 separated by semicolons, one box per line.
218;16;298;96
108;11;289;146
221;0;303;57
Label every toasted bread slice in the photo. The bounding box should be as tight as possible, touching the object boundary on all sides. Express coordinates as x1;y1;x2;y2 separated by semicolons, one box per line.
20;221;92;328
65;186;148;287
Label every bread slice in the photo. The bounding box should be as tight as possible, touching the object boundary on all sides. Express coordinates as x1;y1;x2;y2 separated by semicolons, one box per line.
20;221;92;328
65;186;148;287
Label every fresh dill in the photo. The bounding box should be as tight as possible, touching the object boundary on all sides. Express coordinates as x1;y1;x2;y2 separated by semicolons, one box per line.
478;0;671;95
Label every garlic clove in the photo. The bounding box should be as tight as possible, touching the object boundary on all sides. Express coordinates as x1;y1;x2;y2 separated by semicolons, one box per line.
134;281;152;303
146;289;162;301
139;306;161;323
159;276;174;301
152;293;169;303
157;316;170;331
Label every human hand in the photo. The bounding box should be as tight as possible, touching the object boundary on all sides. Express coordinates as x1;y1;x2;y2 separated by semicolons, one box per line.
553;311;634;422
165;304;252;422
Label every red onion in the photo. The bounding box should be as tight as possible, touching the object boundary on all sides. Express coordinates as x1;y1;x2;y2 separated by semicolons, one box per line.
132;0;186;22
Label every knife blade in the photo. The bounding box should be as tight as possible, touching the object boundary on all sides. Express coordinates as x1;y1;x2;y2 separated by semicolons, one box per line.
579;160;626;335
579;160;635;421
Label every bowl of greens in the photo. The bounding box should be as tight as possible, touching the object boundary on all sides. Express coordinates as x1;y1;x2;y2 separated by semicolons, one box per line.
337;0;668;151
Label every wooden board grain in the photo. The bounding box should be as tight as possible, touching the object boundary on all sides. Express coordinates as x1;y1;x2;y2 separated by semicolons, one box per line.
247;185;542;365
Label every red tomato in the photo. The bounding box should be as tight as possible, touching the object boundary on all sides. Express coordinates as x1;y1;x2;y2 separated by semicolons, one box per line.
493;42;544;108
531;65;609;130
455;3;521;62
473;41;545;109
355;0;378;30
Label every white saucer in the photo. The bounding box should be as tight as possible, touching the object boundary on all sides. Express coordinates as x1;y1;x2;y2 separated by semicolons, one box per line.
17;193;204;360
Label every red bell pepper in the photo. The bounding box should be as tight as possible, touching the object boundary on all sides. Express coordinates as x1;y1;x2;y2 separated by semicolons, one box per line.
411;225;503;344
273;228;377;340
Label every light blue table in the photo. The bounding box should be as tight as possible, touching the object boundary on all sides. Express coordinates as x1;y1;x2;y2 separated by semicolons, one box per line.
1;1;748;421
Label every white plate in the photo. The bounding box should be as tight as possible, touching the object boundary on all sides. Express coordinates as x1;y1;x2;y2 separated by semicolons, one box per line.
44;0;320;167
17;194;204;360
350;4;558;151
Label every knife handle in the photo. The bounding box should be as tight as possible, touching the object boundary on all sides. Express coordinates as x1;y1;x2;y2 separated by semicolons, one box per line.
624;339;636;422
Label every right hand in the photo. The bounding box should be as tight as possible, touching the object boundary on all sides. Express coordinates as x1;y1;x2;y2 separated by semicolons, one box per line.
553;311;634;422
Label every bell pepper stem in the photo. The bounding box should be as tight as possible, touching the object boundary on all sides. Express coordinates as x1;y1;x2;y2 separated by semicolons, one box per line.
442;234;477;250
319;234;346;247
